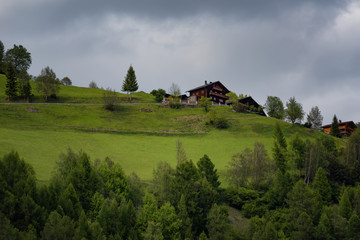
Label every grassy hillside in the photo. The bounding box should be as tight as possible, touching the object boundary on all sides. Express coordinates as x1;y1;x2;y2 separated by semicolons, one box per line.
0;74;156;103
0;103;344;184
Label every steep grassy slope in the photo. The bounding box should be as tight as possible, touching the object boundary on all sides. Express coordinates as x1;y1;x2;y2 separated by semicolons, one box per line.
0;74;156;103
0;103;343;183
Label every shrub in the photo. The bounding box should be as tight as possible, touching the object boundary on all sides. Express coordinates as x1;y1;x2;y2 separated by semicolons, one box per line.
207;110;228;129
225;187;259;209
232;102;248;113
103;88;118;111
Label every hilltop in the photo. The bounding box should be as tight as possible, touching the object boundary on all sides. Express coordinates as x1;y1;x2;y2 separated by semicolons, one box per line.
0;74;155;103
1;74;346;184
0;98;345;185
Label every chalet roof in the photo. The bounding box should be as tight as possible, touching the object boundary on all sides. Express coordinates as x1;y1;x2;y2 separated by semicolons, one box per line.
321;121;357;129
227;96;267;117
187;81;230;93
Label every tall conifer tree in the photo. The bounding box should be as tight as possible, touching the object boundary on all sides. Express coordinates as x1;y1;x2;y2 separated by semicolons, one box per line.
5;64;17;101
330;114;341;138
122;65;138;101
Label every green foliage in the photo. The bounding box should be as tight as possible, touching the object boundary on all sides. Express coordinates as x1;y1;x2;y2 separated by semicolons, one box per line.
98;197;138;239
4;44;32;74
339;189;352;220
227;148;252;188
58;183;83;219
0;151;38;228
348;212;360;240
291;212;314;240
273;123;288;173
224;187;259;209
144;221;164;240
316;206;335;240
96;158;130;200
197;154;220;190
199;97;212;112
207;109;228;129
274;123;287;150
0;40;4;73
225;91;238;104
103;88;118;111
242;197;268;218
227;142;273;190
151;162;174;204
330;114;341;138
266;171;294;208
60;76;72;86
176;140;187;166
344;129;360;177
5;63;17;100
312;167;332;204
122;65;139;101
206;204;230;240
232;102;248;113
18;70;32;102
42;210;75;240
285;96;304;125
127;172;144;209
264;96;285;119
35;66;60;101
157;202;182;240
286;180;321;223
290;133;306;177
150;88;166;102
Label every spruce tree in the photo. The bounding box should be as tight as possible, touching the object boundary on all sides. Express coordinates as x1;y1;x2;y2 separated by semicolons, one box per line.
5;64;17;101
339;189;352;220
330;114;341;138
197;154;220;190
0;40;4;73
312;167;332;204
122;65;138;101
273;123;287;173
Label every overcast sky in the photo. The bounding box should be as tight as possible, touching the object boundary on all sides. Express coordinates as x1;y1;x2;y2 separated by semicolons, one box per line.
1;0;360;124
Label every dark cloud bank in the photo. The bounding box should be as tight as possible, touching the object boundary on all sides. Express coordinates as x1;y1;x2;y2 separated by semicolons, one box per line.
1;0;360;123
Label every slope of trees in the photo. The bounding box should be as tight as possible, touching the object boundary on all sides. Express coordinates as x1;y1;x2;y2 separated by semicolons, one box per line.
2;127;360;239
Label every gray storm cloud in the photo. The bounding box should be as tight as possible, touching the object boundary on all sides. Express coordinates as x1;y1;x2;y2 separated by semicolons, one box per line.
1;0;359;124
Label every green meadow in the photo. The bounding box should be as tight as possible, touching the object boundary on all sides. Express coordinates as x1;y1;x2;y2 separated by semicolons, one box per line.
0;74;344;184
0;74;156;103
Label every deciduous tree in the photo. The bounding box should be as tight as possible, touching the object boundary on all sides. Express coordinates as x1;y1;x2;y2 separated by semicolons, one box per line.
36;66;60;101
264;96;285;119
307;106;323;130
4;44;31;75
61;77;72;86
198;97;212;112
150;88;166;102
285;97;304;125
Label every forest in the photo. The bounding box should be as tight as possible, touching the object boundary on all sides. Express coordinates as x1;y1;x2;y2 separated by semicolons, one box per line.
1;125;360;240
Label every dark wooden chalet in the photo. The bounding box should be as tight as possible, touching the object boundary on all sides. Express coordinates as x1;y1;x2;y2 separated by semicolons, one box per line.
228;96;266;116
187;81;230;104
322;120;357;137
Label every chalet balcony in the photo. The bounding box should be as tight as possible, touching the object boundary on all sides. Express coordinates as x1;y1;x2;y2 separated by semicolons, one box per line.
209;91;229;99
212;86;223;92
